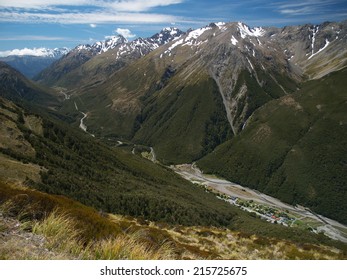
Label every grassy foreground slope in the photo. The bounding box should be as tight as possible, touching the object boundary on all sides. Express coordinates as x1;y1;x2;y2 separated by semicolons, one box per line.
1;181;346;259
199;68;347;224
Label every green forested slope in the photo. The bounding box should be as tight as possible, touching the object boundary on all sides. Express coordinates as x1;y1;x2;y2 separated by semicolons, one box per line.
0;96;239;228
199;68;347;224
133;78;232;164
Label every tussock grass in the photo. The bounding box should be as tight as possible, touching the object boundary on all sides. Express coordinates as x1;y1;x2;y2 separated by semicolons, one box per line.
93;233;174;260
31;210;175;260
32;210;85;257
0;182;175;260
0;181;345;260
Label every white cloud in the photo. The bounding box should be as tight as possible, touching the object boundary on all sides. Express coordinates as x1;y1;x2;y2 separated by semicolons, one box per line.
0;0;185;12
0;11;181;24
109;0;184;12
115;28;136;38
0;0;187;25
276;0;340;16
280;7;316;16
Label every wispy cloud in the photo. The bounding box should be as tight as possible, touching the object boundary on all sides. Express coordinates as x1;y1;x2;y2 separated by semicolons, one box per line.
0;0;185;11
274;0;340;16
108;0;184;12
0;11;182;24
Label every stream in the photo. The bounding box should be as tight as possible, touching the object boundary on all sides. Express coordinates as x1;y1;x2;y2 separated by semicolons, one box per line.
171;163;347;243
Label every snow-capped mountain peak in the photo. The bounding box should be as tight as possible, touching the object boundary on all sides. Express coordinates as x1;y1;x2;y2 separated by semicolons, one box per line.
0;47;70;58
150;27;185;46
74;35;127;55
99;35;128;53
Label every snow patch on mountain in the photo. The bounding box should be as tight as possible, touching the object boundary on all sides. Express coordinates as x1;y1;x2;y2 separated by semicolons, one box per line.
231;36;238;46
308;38;330;60
150;27;184;46
163;27;180;36
98;36;127;53
73;27;184;61
215;22;227;31
75;36;127;55
163;26;211;55
238;22;265;38
246;57;254;70
186;27;212;41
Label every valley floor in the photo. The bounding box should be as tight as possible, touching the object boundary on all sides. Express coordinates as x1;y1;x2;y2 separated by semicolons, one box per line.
171;163;347;244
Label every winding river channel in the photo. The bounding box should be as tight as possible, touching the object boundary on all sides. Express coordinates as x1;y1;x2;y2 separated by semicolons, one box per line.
171;163;347;243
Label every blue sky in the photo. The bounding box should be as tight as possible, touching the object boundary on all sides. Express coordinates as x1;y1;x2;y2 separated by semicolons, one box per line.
0;0;347;52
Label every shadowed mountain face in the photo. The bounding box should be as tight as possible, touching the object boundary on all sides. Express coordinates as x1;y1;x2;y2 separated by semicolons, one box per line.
0;62;58;107
0;56;58;79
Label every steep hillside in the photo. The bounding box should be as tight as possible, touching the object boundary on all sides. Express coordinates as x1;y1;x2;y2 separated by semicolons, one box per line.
272;20;347;79
2;20;347;258
0;96;236;227
0;62;58;107
199;67;347;224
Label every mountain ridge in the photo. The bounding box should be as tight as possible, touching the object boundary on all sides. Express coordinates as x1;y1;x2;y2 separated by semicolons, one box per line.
34;27;184;88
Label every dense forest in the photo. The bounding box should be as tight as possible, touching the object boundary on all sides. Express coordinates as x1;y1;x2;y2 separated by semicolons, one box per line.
199;68;347;224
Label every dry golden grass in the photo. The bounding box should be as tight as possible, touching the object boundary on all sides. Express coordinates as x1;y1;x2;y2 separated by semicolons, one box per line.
32;210;86;257
111;214;346;260
92;232;174;260
0;181;345;260
0;202;175;260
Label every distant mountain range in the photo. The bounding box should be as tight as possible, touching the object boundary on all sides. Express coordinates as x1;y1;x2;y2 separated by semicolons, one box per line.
0;47;70;78
35;27;184;87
